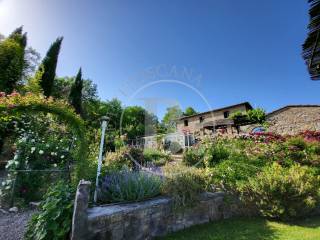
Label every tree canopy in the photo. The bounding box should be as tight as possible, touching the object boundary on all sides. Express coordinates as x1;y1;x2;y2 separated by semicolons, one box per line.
184;106;197;116
0;27;27;93
162;105;183;133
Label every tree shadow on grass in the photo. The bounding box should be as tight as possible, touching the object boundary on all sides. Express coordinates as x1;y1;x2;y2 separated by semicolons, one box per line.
283;216;320;229
158;217;279;240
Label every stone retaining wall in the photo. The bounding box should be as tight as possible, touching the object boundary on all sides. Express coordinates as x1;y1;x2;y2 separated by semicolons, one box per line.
71;181;253;240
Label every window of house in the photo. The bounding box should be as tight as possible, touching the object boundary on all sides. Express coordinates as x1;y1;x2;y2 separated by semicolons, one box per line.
184;120;188;126
223;111;230;118
199;116;204;123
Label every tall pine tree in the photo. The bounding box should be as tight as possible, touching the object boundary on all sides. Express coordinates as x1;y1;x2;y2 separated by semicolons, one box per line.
0;26;27;93
69;68;83;115
39;37;63;97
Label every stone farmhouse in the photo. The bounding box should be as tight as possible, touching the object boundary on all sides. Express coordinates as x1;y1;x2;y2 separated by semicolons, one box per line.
266;105;320;135
176;102;253;137
176;102;320;138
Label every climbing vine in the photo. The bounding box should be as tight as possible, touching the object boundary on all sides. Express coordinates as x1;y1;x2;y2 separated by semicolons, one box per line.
0;91;89;182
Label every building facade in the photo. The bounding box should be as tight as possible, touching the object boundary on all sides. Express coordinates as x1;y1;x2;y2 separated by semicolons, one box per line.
176;102;253;137
266;105;320;135
176;103;320;138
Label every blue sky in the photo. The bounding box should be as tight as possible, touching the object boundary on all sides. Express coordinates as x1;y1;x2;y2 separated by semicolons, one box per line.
0;0;318;119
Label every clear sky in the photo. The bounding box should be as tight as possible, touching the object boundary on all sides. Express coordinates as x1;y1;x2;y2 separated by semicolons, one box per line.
0;0;318;119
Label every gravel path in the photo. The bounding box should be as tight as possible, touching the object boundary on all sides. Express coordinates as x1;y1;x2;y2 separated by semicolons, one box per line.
0;210;35;240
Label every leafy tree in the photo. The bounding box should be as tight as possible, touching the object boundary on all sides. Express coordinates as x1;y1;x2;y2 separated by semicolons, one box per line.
39;37;63;97
122;106;158;139
0;27;27;93
52;76;98;102
23;47;41;79
230;108;266;125
184;106;197;116
302;0;320;80
69;68;83;115
162;105;183;133
25;64;44;94
247;108;266;124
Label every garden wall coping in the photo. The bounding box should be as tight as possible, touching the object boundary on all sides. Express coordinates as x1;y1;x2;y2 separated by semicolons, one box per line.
71;182;252;240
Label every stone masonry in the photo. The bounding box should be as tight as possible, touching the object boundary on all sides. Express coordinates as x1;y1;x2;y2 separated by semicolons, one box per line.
71;182;254;240
267;106;320;135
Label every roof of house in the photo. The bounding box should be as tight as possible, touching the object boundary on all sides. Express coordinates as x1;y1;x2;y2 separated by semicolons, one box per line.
178;102;253;120
267;105;320;117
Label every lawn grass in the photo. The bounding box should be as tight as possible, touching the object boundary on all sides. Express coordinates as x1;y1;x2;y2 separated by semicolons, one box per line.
159;217;320;240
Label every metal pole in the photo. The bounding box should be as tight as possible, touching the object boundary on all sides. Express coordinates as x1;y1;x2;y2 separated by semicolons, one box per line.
94;116;109;203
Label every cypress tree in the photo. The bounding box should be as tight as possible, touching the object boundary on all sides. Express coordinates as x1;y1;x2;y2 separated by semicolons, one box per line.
69;68;83;115
8;26;27;48
0;27;26;93
39;37;63;97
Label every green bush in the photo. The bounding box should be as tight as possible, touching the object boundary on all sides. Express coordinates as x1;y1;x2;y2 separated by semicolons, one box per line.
143;148;171;166
239;163;320;220
162;165;206;209
99;169;162;203
104;147;144;171
0;114;73;204
204;142;230;167
206;152;264;192
104;149;131;170
25;181;74;240
182;146;205;167
167;141;182;154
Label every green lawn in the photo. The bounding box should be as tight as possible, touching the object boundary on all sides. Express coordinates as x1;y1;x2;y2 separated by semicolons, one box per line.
159;217;320;240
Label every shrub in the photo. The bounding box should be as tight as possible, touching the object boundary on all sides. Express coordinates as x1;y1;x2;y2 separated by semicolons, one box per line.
99;169;162;203
300;130;320;142
161;165;206;209
143;148;171;166
166;141;182;154
204;142;230;167
239;163;320;220
25;181;74;240
104;147;144;171
206;153;263;192
249;132;286;143
127;147;144;167
1;114;73;204
182;146;205;167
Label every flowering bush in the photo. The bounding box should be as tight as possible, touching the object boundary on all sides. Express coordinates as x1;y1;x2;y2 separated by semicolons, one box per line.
0;91;89;182
1;113;73;203
98;169;162;203
249;132;286;143
299;130;320;142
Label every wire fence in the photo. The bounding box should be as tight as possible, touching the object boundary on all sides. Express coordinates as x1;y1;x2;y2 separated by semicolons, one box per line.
1;168;71;208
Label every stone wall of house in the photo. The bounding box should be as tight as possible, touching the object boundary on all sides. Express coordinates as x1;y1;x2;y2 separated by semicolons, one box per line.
71;181;255;240
176;105;247;134
267;106;320;135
